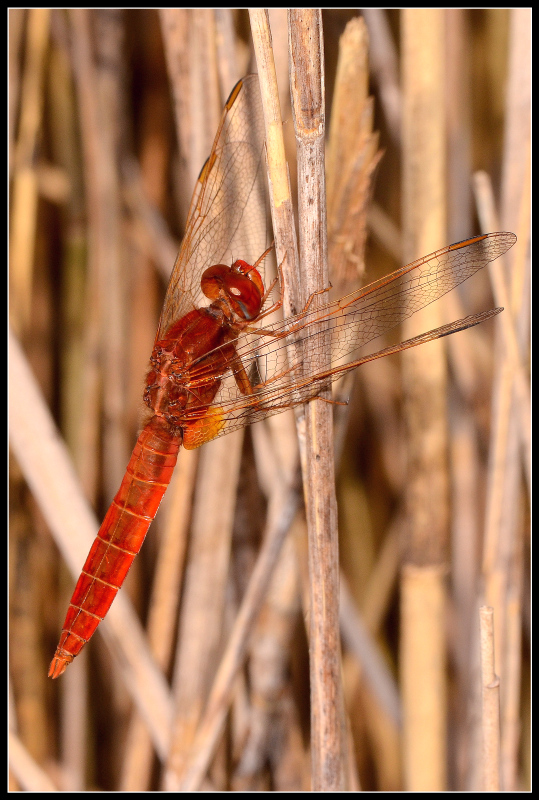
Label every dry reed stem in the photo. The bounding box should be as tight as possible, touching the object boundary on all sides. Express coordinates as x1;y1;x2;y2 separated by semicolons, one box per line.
9;9;50;336
8;730;57;792
288;9;346;791
473;171;530;491
66;10;104;500
361;9;401;145
121;158;179;282
94;11;131;498
339;577;400;728
479;606;501;790
249;9;301;317
483;10;530;790
400;9;448;791
249;9;305;488
400;564;448;790
160;9;220;191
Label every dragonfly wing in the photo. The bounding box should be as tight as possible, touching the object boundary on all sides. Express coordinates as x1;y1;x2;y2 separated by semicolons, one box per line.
322;233;516;364
325;231;516;371
231;231;516;379
182;306;505;446
157;75;268;339
180;231;515;422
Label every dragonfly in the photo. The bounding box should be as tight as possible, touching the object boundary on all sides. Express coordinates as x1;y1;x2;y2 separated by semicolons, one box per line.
49;74;516;678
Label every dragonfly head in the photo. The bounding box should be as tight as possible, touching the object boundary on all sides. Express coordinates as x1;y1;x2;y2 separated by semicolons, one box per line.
201;261;264;321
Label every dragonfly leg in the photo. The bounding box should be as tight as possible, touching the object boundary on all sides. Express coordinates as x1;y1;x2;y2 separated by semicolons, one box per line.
254;256;286;321
230;354;256;396
251;282;334;338
299;284;332;315
252;241;275;272
227;343;300;398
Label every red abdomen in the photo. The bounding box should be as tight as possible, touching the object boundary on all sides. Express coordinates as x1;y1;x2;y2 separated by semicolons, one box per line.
48;416;180;678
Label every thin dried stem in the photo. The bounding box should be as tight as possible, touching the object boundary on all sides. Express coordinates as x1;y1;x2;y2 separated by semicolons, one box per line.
400;9;448;791
479;606;501;790
288;9;346;791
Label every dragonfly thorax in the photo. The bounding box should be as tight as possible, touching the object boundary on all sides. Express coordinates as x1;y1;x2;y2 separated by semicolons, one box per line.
144;354;189;421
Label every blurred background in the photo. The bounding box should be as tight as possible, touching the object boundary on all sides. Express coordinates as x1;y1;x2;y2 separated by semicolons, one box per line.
9;9;529;791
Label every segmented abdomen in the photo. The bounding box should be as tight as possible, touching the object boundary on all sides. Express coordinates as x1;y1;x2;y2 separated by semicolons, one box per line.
48;416;180;678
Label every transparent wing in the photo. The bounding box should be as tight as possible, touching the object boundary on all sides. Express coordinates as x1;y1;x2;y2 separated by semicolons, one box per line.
183;308;504;447
178;231;515;445
157;74;268;339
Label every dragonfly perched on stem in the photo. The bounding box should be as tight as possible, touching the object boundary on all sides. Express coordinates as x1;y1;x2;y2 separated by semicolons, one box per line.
49;74;516;678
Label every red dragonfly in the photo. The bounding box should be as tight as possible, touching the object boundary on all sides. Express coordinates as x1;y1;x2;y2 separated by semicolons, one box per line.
49;75;516;678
